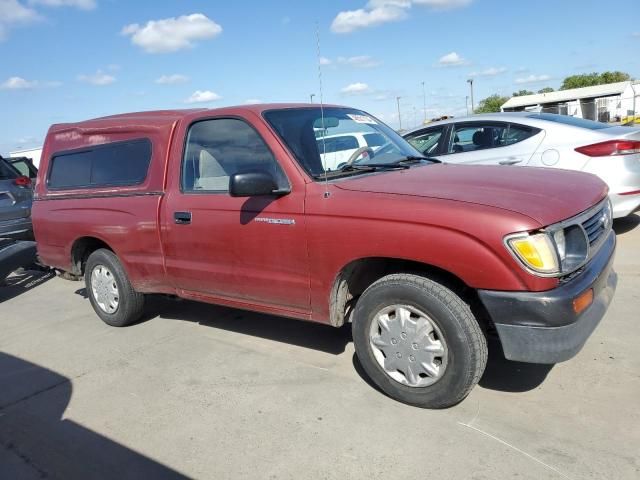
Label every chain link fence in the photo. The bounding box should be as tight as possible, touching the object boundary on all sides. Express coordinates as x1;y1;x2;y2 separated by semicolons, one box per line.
529;95;639;125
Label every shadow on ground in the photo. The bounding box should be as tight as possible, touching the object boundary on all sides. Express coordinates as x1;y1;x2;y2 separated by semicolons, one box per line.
0;352;189;479
82;294;551;395
613;213;640;235
478;336;553;392
0;268;55;304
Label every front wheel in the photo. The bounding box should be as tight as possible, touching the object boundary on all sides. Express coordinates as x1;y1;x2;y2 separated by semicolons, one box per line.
352;274;487;408
85;249;145;327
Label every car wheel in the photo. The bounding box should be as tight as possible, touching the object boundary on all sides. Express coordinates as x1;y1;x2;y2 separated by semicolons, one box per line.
352;273;487;408
84;248;145;327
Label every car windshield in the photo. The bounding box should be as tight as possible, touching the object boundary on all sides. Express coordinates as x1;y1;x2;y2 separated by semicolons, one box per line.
0;159;19;180
264;107;424;178
526;113;610;130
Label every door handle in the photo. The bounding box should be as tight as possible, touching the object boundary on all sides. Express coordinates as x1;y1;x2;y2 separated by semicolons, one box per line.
174;211;192;225
499;158;522;165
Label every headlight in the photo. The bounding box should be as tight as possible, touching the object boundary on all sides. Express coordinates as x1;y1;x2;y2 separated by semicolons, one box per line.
506;232;560;275
506;225;589;277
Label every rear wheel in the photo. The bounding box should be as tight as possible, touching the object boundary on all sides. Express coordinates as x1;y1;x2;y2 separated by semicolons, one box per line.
352;273;487;408
84;249;144;327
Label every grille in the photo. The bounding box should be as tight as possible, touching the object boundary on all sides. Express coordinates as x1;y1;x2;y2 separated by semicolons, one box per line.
581;204;606;246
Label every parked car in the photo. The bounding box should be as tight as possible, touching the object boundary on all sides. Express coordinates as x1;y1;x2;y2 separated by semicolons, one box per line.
0;156;33;240
403;113;640;218
33;104;617;408
316;131;387;170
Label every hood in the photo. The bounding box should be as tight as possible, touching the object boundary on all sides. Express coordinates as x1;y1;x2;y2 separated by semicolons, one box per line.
334;164;608;226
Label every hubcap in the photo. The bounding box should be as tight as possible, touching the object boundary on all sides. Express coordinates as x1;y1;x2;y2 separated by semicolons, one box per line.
369;304;448;387
91;265;119;314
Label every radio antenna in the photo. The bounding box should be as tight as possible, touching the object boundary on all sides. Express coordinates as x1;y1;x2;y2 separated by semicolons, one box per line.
315;22;330;197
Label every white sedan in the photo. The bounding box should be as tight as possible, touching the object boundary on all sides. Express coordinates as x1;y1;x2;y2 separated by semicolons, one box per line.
403;113;640;218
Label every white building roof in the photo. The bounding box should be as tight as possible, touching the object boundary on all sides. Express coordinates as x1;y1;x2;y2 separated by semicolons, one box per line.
501;81;631;110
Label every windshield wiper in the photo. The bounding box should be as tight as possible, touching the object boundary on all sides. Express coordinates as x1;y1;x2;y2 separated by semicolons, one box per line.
338;163;410;172
394;155;442;164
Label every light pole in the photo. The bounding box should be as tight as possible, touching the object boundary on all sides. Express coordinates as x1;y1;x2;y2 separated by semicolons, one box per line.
465;95;469;116
310;93;315;103
396;96;402;131
421;81;427;123
466;79;474;114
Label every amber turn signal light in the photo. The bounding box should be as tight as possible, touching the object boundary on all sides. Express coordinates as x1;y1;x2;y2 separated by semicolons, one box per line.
573;289;594;315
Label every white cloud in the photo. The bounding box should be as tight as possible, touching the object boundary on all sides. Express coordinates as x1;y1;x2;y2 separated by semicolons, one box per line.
121;13;222;54
341;82;372;95
78;70;115;85
244;99;262;104
337;55;381;68
319;56;332;65
331;3;407;34
515;74;552;84
185;90;221;103
0;0;40;40
470;66;507;77
438;51;467;66
331;0;472;33
413;0;472;8
29;0;96;9
0;76;37;89
155;74;189;85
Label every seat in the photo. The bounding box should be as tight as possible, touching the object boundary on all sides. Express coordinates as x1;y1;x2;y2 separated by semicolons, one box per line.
195;149;229;191
472;129;492;149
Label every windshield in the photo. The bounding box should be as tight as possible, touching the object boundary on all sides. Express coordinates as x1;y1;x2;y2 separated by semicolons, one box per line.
526;113;610;130
0;158;19;180
264;107;423;178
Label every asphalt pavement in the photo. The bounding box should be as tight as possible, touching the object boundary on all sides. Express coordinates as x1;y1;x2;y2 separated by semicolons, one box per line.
1;214;639;479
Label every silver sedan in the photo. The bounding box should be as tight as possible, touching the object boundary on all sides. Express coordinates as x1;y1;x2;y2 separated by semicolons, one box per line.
403;112;640;218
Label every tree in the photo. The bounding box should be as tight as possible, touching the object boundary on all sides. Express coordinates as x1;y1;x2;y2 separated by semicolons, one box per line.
538;87;554;94
512;89;534;97
475;94;510;113
560;71;631;90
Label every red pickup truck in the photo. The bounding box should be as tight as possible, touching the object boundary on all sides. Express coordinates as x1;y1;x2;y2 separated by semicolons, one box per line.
33;104;617;408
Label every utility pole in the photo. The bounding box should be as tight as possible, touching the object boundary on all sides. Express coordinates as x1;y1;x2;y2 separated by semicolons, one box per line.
310;93;315;103
421;81;427;123
465;96;469;116
467;79;474;114
396;96;402;131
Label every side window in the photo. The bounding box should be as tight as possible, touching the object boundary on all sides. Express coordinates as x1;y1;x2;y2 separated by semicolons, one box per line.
363;133;386;148
405;127;444;155
447;124;506;154
501;124;539;146
182;118;287;193
48;139;151;189
317;136;358;154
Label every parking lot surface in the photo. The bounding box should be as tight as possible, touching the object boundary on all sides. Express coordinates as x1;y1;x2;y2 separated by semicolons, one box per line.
1;215;639;480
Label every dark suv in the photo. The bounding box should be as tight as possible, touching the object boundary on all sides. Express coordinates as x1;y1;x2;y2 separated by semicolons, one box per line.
0;156;33;239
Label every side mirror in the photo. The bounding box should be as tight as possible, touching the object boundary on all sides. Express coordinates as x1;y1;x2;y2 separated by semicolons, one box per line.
229;171;288;197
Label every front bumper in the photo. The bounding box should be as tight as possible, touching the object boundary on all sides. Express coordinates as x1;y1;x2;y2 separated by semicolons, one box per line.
478;230;617;364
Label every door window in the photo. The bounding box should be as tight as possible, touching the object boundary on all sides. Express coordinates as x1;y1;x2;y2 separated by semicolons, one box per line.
182;118;287;193
405;127;445;155
447;123;539;154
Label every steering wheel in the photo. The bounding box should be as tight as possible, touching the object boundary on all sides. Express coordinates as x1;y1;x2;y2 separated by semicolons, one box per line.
346;146;375;166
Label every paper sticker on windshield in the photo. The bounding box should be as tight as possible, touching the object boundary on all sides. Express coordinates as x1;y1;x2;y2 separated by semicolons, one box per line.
347;114;377;124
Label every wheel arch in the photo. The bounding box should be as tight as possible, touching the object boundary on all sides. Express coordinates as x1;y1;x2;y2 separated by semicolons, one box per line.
329;256;493;333
70;236;114;276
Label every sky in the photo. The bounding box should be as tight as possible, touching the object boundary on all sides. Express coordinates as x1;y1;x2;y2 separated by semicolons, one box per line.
1;0;639;155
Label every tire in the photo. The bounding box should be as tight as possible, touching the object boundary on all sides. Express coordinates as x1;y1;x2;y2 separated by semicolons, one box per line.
352;273;487;409
84;249;145;327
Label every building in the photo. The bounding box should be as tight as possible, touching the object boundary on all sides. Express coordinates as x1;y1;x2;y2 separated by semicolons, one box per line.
501;81;640;123
9;147;43;168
